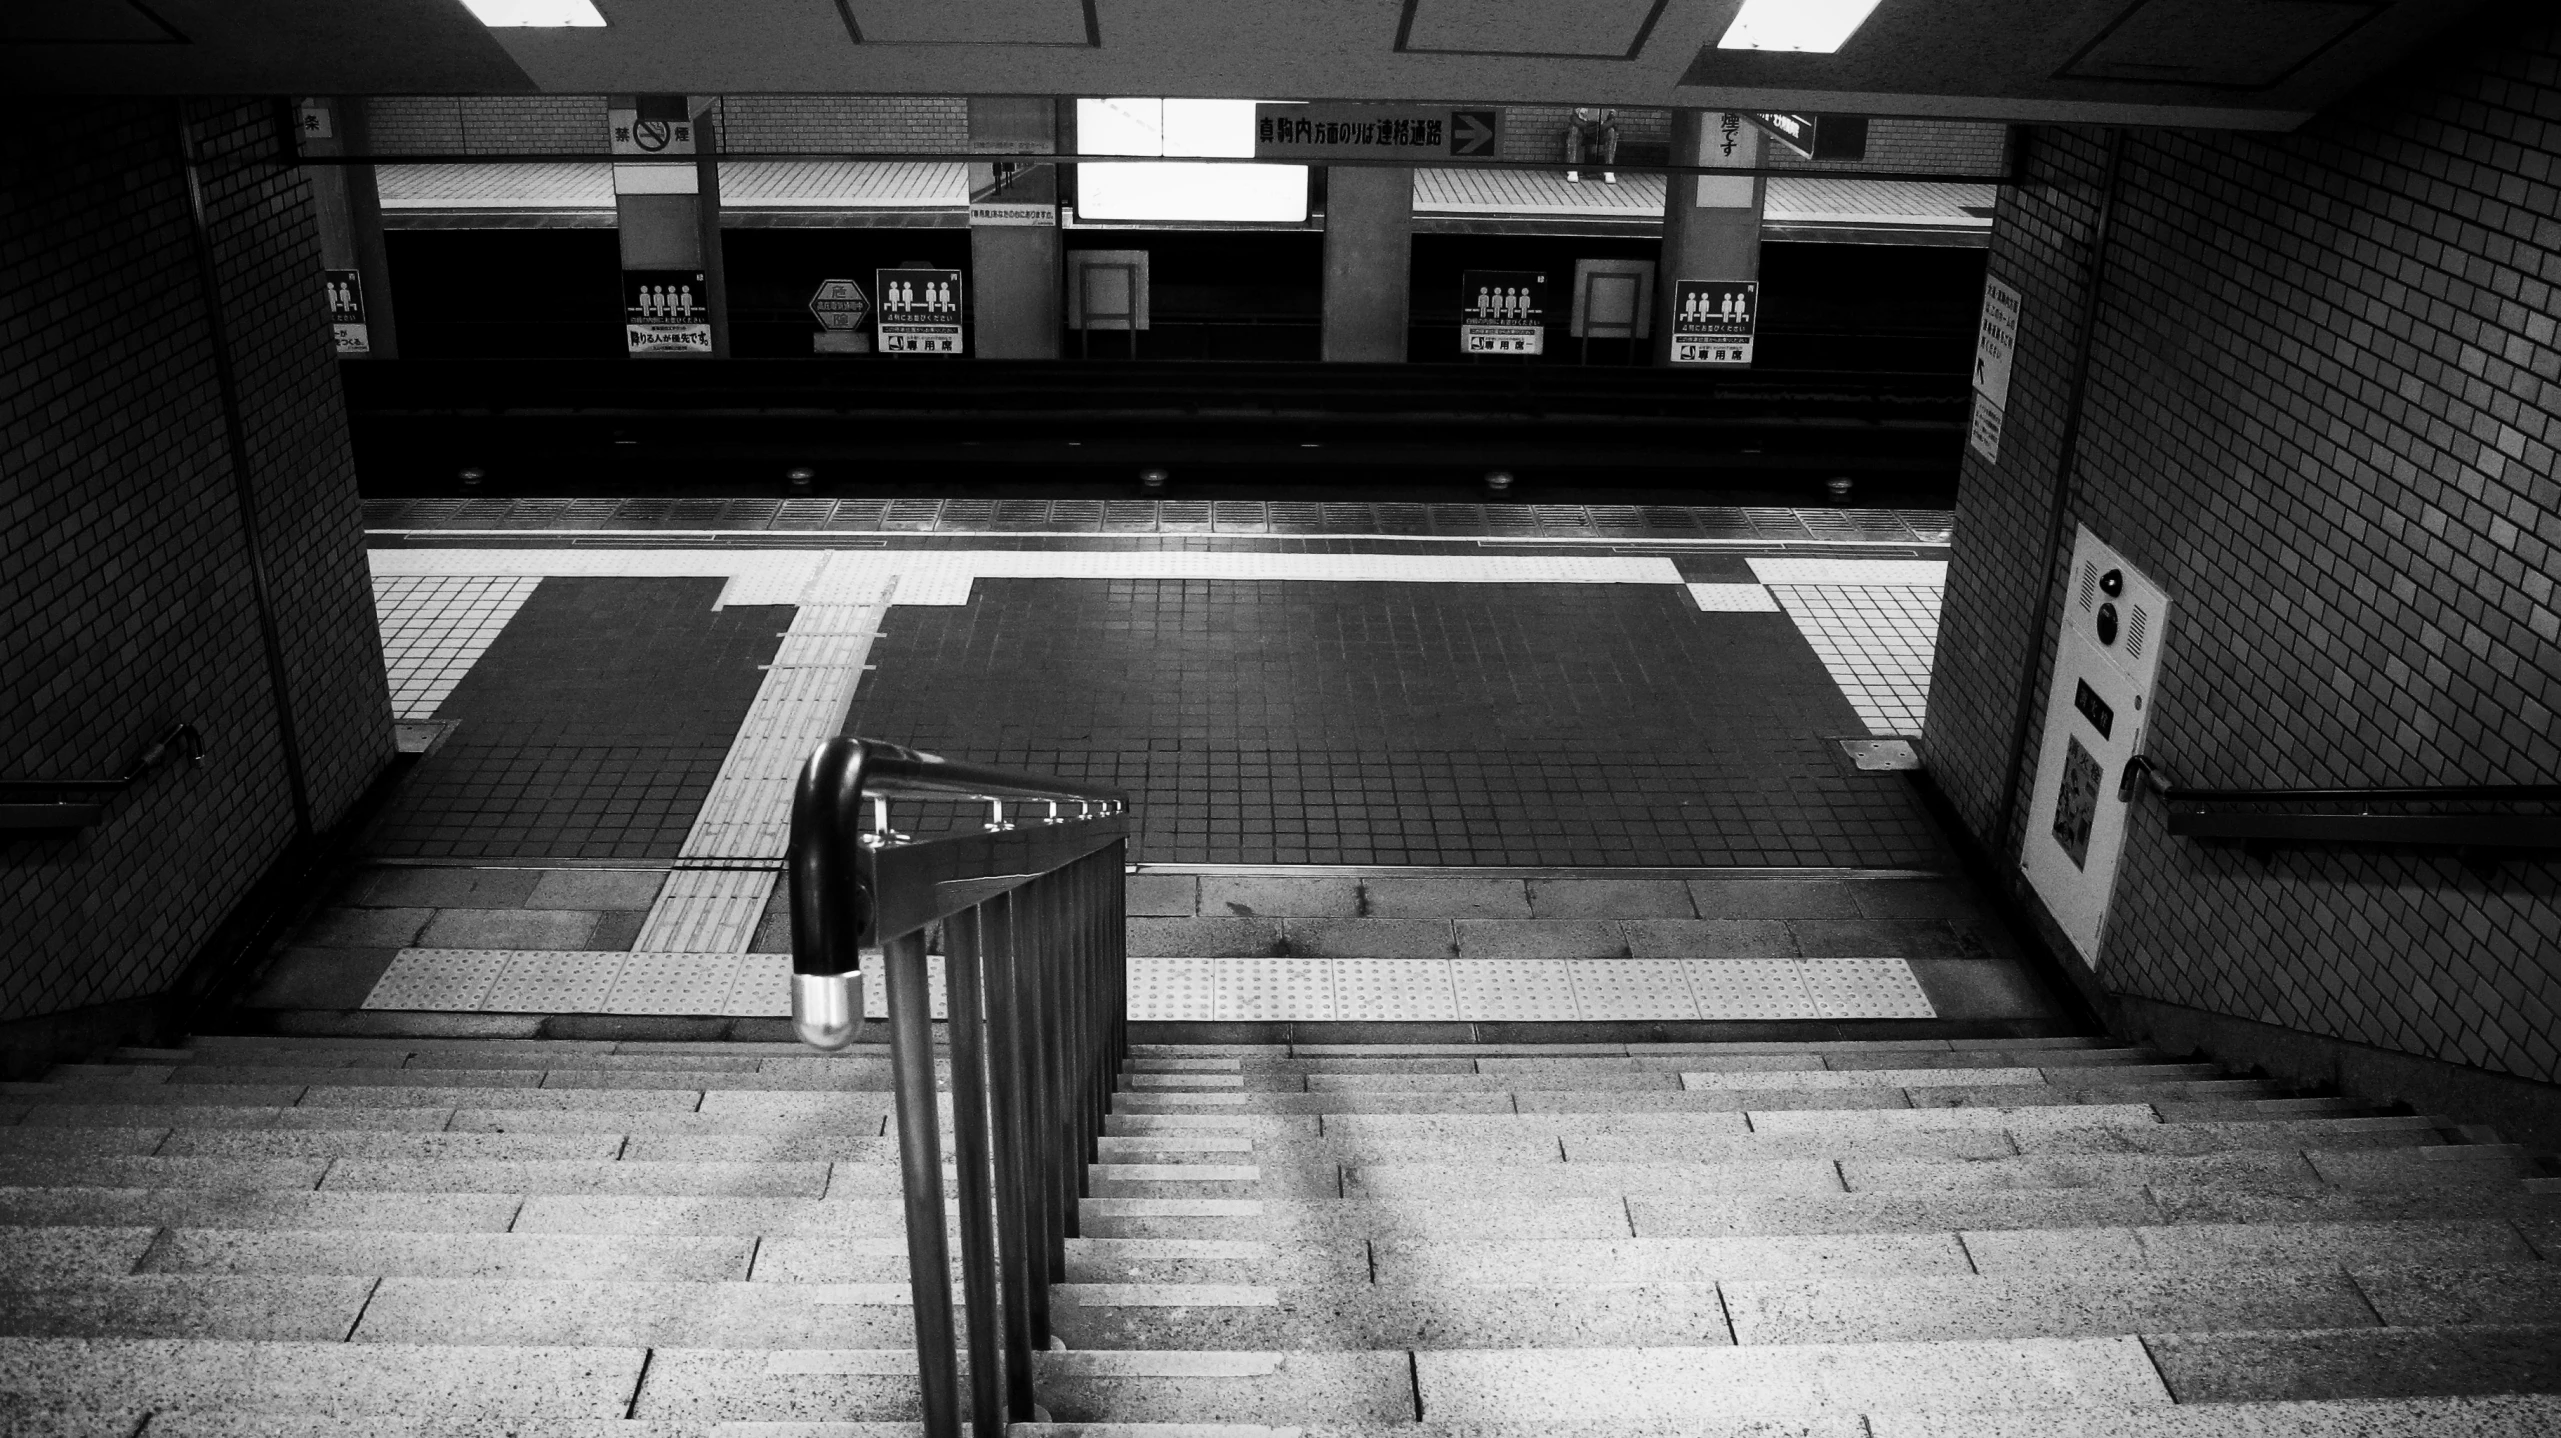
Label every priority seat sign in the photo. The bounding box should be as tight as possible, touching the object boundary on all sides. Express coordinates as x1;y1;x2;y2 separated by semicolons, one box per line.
323;269;368;356
1670;280;1758;366
1461;270;1546;356
875;269;964;355
625;269;711;355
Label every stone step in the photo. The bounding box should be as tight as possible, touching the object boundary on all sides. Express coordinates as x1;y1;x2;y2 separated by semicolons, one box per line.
0;1188;526;1232
148;1066;906;1093
1080;1186;2561;1241
1109;1083;2286;1116
1138;1038;2121;1056
0;1276;377;1341
1867;1394;2561;1437
1132;1048;2170;1075
347;1279;928;1348
134;1229;758;1282
634;1348;1414;1424
0;1337;648;1420
1121;1064;2225;1093
2142;1323;2561;1403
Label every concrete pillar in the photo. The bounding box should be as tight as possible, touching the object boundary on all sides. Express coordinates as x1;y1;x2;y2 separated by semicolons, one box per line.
692;97;732;358
967;97;1061;360
611;93;719;357
1321;165;1412;363
304;97;398;358
1654;110;1765;367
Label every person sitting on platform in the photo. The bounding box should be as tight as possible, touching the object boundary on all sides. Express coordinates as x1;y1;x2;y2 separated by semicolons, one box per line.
1564;107;1619;184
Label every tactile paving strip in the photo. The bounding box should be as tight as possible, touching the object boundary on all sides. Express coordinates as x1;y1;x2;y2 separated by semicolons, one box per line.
1800;957;1936;1019
863;956;949;1021
362;951;1934;1021
1452;960;1581;1021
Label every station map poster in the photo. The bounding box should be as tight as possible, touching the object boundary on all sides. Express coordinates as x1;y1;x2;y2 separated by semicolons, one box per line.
1460;270;1546;355
324;269;368;355
876;269;965;355
625;269;711;355
1253;104;1501;160
1969;277;2022;462
1669;279;1757;365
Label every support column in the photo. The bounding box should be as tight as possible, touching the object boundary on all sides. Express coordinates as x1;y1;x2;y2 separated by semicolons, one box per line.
302;97;398;358
692;97;732;358
1654;110;1765;366
967;97;1062;360
610;94;719;357
1321;164;1412;363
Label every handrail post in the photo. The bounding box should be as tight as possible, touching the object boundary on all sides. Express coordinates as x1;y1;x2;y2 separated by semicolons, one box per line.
1016;874;1064;1325
978;891;1043;1412
883;928;960;1438
943;907;1005;1438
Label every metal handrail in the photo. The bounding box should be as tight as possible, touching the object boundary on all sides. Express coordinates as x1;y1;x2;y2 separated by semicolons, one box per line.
2118;754;2561;851
0;722;207;833
787;735;1129;1438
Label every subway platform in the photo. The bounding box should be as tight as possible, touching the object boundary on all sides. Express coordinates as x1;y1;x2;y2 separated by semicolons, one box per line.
245;499;2069;1039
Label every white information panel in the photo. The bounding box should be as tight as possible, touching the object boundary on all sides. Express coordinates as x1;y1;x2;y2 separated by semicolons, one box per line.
2022;525;2171;967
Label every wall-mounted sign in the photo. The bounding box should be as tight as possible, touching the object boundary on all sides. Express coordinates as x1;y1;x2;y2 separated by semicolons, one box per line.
610;96;695;157
1669;279;1757;365
323;269;368;356
625;269;711;355
1460;270;1546;355
970;202;1056;227
1252;104;1501;160
875;268;964;355
1969;276;2022;462
1752;113;1869;162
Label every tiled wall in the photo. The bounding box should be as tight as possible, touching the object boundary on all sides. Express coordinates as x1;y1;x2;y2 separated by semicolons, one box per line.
364;96;608;154
718;96;970;153
1927;13;2561;1084
0;99;393;1026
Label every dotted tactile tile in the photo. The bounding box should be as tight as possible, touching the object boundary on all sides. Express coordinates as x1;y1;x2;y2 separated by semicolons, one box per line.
1569;960;1703;1020
724;952;794;1019
1130;959;1215;1021
1801;957;1938;1019
362;949;514;1011
1689;960;1824;1020
482;950;630;1014
862;956;948;1021
1216;958;1335;1022
603;951;753;1016
1332;960;1461;1022
1452;959;1581;1021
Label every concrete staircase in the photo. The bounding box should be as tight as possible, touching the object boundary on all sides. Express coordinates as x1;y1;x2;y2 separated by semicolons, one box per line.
3;1032;2559;1435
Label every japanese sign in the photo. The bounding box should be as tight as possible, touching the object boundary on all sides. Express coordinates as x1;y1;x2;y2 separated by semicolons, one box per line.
809;278;870;331
875;268;964;355
1968;277;2022;462
969;202;1057;227
1669;280;1757;366
1460;270;1546;356
1252;105;1501;160
323;269;368;356
610;97;695;157
625;269;711;355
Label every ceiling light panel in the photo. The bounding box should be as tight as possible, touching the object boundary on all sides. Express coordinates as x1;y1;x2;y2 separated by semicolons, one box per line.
461;0;608;27
1717;0;1883;53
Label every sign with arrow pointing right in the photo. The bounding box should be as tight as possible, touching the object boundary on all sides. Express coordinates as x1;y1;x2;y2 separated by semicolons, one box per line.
1253;105;1505;162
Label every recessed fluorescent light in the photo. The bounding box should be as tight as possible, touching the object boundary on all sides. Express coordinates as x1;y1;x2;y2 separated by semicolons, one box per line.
1717;0;1883;53
461;0;607;27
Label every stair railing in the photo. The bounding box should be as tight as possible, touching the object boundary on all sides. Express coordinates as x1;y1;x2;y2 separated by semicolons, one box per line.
2118;753;2561;854
0;722;206;834
787;736;1130;1438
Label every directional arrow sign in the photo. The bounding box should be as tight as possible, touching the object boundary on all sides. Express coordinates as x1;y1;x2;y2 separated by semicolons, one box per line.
1254;104;1506;162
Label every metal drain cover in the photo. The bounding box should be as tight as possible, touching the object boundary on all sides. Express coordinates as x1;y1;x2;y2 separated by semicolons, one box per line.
1836;738;1922;772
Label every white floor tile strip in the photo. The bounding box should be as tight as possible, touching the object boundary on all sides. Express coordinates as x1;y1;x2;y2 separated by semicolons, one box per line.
371;575;542;720
369;547;1686;605
1688;583;1782;613
1768;583;1942;737
365;951;1936;1021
